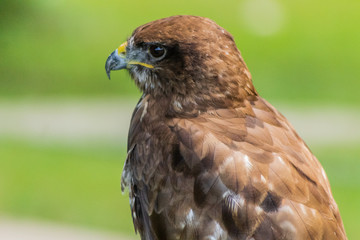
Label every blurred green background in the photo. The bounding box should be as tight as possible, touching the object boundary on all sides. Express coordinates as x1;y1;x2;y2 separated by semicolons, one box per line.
0;0;359;239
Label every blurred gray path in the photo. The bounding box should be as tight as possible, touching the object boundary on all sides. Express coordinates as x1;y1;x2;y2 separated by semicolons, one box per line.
0;218;136;240
0;98;359;145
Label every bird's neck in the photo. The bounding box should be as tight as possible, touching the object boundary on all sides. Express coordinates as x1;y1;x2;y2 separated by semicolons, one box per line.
163;86;258;118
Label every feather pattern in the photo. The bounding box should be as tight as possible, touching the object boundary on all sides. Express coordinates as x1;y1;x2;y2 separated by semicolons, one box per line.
114;15;347;240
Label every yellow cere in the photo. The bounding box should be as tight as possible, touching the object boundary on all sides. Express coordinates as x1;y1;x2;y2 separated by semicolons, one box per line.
117;41;128;54
117;41;154;69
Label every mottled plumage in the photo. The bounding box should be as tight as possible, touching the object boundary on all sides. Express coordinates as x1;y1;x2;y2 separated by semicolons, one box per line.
105;15;346;240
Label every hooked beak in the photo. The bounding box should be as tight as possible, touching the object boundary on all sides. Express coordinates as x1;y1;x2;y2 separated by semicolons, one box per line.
105;42;128;80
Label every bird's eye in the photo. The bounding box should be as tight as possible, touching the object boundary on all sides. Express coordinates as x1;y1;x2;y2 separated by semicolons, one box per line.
148;45;167;60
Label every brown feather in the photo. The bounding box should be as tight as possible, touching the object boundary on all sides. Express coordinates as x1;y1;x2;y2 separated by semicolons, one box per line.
116;15;347;240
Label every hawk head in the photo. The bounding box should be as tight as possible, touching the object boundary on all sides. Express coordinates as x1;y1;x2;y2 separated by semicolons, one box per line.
105;15;256;108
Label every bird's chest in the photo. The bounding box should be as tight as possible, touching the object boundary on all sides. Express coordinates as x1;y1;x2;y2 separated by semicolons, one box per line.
122;97;182;207
125;98;175;185
122;98;221;239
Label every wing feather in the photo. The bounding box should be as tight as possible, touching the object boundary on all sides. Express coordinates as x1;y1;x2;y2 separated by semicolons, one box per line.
169;97;346;239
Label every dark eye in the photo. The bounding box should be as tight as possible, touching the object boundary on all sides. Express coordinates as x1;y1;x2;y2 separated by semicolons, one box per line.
148;45;167;59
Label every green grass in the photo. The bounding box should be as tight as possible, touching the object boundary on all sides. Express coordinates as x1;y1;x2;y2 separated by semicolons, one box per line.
0;138;359;237
0;139;135;235
0;0;360;105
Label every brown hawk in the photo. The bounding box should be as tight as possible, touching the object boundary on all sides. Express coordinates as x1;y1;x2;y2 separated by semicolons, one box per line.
105;15;346;240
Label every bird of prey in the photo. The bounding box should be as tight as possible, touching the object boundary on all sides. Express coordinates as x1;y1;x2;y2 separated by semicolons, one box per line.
105;15;346;240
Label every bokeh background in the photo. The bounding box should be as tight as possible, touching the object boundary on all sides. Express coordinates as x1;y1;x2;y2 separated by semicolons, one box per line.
1;0;359;239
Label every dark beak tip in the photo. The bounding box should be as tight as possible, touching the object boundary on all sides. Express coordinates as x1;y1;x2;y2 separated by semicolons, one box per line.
105;54;113;80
